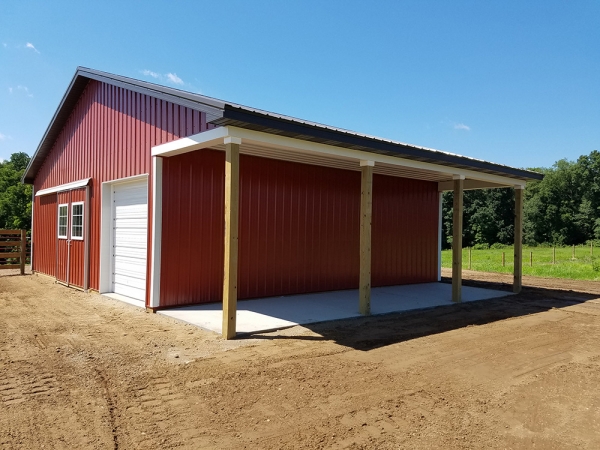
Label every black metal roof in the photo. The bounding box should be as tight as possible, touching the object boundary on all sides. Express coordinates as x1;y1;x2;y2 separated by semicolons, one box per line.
23;67;543;184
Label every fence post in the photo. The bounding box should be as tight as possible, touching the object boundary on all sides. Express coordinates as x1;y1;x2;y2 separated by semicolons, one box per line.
553;246;556;264
502;251;505;267
530;251;533;267
469;247;472;270
591;241;594;257
572;244;575;260
20;230;26;275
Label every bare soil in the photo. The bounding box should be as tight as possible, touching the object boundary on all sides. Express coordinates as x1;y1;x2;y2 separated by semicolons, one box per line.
2;269;600;449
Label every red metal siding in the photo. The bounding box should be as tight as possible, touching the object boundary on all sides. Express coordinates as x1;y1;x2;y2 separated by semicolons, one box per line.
371;175;439;286
68;188;86;288
159;154;438;307
33;194;57;277
160;150;225;307
56;191;70;283
32;80;209;303
238;156;360;299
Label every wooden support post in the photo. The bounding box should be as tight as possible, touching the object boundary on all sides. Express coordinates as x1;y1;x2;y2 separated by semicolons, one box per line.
502;251;505;267
359;161;374;316
20;230;26;275
591;241;594;257
222;139;240;340
553;246;556;264
452;176;464;302
513;186;523;293
572;244;575;260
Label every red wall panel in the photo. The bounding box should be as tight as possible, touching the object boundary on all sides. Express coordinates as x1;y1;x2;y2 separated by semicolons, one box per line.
32;80;210;303
160;150;225;306
372;175;439;286
33;194;57;277
160;153;439;307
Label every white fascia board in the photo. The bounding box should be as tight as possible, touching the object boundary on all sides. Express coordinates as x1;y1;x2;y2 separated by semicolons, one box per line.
151;127;230;157
151;125;526;188
35;178;92;196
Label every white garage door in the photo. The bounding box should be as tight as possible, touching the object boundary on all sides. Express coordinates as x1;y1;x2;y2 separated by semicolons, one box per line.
112;180;148;302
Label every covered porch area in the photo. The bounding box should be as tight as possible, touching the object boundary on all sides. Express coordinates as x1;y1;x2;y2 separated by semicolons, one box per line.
157;281;511;335
150;124;533;339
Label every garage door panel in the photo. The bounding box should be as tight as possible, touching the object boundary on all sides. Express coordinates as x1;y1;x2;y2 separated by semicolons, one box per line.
113;246;147;260
112;180;148;302
113;283;145;301
113;273;146;290
113;217;147;228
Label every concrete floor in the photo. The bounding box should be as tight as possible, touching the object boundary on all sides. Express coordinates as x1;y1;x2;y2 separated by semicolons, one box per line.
158;282;512;335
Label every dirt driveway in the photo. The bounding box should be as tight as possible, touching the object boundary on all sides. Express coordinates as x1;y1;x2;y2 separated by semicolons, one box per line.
2;270;600;449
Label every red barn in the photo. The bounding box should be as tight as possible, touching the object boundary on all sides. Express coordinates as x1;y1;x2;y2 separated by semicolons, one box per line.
23;67;542;338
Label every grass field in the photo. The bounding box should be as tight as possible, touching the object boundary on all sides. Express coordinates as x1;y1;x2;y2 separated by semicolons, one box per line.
441;245;600;281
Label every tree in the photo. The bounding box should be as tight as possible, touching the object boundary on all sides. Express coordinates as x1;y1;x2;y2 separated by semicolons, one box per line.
0;152;32;231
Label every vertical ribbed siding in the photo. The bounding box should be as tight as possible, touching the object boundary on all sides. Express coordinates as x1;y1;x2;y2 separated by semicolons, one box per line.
238;156;361;299
33;194;57;277
160;150;225;306
56;191;70;283
32;80;208;301
68;188;86;288
159;153;439;308
371;175;439;286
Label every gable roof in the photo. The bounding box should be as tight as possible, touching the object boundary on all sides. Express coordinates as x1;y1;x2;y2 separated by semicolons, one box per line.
23;66;543;184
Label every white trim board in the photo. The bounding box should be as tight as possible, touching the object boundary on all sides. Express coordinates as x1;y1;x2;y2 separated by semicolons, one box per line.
36;178;91;196
99;174;149;295
152;126;527;188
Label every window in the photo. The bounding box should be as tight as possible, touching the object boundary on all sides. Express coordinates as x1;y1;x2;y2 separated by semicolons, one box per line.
71;202;84;240
58;204;68;239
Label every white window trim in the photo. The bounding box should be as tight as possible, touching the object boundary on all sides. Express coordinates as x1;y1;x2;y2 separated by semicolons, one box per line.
58;203;69;239
71;201;84;241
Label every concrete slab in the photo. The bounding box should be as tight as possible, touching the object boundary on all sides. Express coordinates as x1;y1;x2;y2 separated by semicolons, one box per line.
158;282;512;335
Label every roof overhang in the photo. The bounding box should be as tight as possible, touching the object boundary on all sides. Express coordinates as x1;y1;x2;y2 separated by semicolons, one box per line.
152;126;528;190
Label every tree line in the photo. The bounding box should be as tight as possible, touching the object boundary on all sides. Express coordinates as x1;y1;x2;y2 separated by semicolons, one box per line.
442;149;600;249
0;152;32;232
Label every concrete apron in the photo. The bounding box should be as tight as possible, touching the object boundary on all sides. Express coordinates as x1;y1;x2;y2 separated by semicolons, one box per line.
157;282;513;336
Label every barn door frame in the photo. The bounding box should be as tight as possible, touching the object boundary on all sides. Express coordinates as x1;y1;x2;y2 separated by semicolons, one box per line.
54;186;91;291
99;174;149;299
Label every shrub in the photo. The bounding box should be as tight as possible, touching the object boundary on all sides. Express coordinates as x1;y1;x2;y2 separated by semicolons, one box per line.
472;243;489;250
490;243;507;249
592;258;600;273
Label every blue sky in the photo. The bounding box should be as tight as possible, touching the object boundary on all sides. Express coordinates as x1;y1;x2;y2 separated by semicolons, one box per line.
1;1;599;169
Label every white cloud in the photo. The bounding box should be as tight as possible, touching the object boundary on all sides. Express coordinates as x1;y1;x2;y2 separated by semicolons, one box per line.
142;69;160;78
454;123;471;131
10;85;33;98
166;73;183;85
141;69;185;86
25;42;40;54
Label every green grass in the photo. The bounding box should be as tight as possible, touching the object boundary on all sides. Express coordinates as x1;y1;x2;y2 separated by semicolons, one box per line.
441;245;600;281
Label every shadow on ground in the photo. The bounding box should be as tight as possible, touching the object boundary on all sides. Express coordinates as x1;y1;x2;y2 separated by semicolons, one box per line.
243;277;598;351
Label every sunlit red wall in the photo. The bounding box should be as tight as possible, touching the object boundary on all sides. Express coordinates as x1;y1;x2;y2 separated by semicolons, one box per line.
159;152;439;307
32;79;212;303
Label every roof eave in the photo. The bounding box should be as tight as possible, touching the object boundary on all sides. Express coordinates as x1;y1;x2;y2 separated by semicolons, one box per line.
211;105;543;182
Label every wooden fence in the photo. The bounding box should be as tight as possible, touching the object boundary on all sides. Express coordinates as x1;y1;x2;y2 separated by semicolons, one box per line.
0;230;29;275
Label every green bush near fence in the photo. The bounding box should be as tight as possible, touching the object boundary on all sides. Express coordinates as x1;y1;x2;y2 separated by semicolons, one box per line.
441;245;600;281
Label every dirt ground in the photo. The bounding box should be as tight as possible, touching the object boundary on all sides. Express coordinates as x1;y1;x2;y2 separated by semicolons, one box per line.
2;269;600;449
